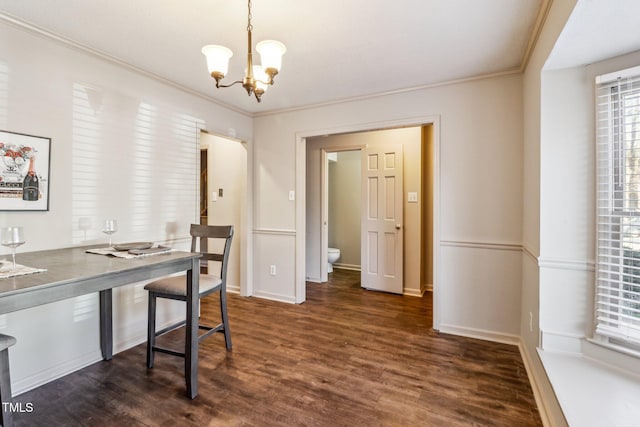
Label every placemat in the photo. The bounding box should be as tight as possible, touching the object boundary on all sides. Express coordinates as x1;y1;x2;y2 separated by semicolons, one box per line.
86;246;172;259
0;260;47;279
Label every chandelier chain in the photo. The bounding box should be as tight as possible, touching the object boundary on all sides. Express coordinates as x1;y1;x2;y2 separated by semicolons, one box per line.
247;0;253;32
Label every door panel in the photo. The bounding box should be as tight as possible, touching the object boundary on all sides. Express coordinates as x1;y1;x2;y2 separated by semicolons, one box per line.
361;144;403;294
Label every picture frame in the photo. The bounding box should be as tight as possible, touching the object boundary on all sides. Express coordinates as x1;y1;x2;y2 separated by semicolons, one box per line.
0;130;51;211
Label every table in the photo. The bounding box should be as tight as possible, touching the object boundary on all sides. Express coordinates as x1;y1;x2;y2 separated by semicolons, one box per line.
0;246;202;399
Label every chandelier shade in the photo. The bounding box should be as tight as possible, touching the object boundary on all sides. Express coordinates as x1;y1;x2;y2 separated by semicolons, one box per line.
256;40;286;74
201;45;233;79
201;0;285;102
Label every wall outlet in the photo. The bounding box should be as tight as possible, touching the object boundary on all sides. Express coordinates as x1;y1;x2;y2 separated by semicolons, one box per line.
270;265;276;276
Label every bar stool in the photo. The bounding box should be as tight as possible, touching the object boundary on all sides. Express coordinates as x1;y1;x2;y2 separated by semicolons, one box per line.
0;333;16;427
144;224;234;370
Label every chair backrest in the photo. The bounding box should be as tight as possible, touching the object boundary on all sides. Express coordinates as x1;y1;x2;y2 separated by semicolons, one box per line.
189;224;234;285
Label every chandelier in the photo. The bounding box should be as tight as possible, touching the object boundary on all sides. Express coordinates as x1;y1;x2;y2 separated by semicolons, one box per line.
201;0;286;103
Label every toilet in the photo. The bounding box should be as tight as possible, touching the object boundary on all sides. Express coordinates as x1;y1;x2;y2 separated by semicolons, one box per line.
327;247;341;273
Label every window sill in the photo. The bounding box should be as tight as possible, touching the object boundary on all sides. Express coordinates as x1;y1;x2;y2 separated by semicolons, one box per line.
538;348;640;427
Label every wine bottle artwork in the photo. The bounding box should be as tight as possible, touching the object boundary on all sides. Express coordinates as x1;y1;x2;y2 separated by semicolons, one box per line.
0;130;51;211
22;155;39;201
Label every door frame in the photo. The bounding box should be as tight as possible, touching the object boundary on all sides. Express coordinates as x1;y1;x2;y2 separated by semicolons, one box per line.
295;115;442;329
320;147;364;283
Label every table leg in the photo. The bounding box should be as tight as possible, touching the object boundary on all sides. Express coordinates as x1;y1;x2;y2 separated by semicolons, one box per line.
185;258;199;399
99;289;113;361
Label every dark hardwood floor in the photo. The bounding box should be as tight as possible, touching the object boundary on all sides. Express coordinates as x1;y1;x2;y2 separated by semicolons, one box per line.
13;269;542;426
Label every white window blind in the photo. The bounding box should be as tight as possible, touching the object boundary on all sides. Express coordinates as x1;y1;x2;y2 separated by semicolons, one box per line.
596;70;640;347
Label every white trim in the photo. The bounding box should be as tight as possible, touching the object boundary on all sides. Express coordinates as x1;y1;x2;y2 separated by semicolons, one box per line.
403;288;425;297
295;115;442;323
332;263;361;271
0;0;552;120
540;330;584;355
518;339;554;427
253;228;296;236
538;257;595;272
12;350;102;396
522;244;539;263
438;323;520;346
255;70;521;117
583;339;640;377
440;239;522;252
252;290;297;304
596;65;640;85
244;136;254;297
0;12;251;118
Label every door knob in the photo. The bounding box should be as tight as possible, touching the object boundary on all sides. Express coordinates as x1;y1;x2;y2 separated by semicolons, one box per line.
395;224;401;230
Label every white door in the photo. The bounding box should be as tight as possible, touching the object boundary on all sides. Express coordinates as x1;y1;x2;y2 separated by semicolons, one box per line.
361;143;403;293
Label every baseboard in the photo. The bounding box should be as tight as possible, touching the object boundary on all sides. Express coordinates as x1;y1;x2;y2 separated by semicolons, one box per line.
333;263;361;271
305;276;322;283
518;339;554;427
424;283;433;292
438;323;520;346
252;290;297;304
403;288;425;297
12;350;102;396
12;315;187;397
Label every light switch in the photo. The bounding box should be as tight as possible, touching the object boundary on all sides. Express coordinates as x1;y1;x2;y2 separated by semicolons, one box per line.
289;190;295;201
408;192;418;203
211;192;217;202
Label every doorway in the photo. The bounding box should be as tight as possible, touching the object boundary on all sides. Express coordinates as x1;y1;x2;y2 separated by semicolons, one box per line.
304;126;432;296
325;149;362;276
199;130;248;295
200;148;208;225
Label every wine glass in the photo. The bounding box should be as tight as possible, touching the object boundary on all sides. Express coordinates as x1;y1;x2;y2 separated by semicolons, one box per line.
1;226;25;270
102;219;118;248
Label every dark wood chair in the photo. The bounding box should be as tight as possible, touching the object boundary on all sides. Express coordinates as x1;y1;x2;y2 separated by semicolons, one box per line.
0;333;16;427
144;224;234;369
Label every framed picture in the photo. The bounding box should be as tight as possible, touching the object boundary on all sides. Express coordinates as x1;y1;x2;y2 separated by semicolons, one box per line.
0;130;51;211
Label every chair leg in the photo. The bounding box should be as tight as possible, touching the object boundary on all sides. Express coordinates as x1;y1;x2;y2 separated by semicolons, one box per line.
147;292;157;368
220;291;232;351
0;348;13;427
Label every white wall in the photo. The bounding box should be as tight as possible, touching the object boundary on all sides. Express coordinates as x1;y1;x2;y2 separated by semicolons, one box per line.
539;66;594;352
254;72;524;340
0;21;252;394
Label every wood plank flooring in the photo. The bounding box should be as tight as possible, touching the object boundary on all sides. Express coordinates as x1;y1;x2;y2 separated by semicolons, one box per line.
12;269;542;426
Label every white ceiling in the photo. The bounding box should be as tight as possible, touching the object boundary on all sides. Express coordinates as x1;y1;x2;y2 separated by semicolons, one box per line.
0;0;546;115
546;0;640;70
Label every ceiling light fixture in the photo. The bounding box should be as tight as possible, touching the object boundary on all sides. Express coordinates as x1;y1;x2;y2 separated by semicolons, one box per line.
201;0;286;103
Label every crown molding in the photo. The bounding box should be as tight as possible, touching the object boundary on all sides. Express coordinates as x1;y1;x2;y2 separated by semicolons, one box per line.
1;1;553;119
0;12;252;118
253;67;523;118
519;0;554;72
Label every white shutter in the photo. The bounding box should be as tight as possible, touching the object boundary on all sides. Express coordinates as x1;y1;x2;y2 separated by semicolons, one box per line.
595;69;640;346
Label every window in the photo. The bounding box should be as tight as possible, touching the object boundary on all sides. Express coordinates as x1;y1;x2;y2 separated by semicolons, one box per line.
595;67;640;350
